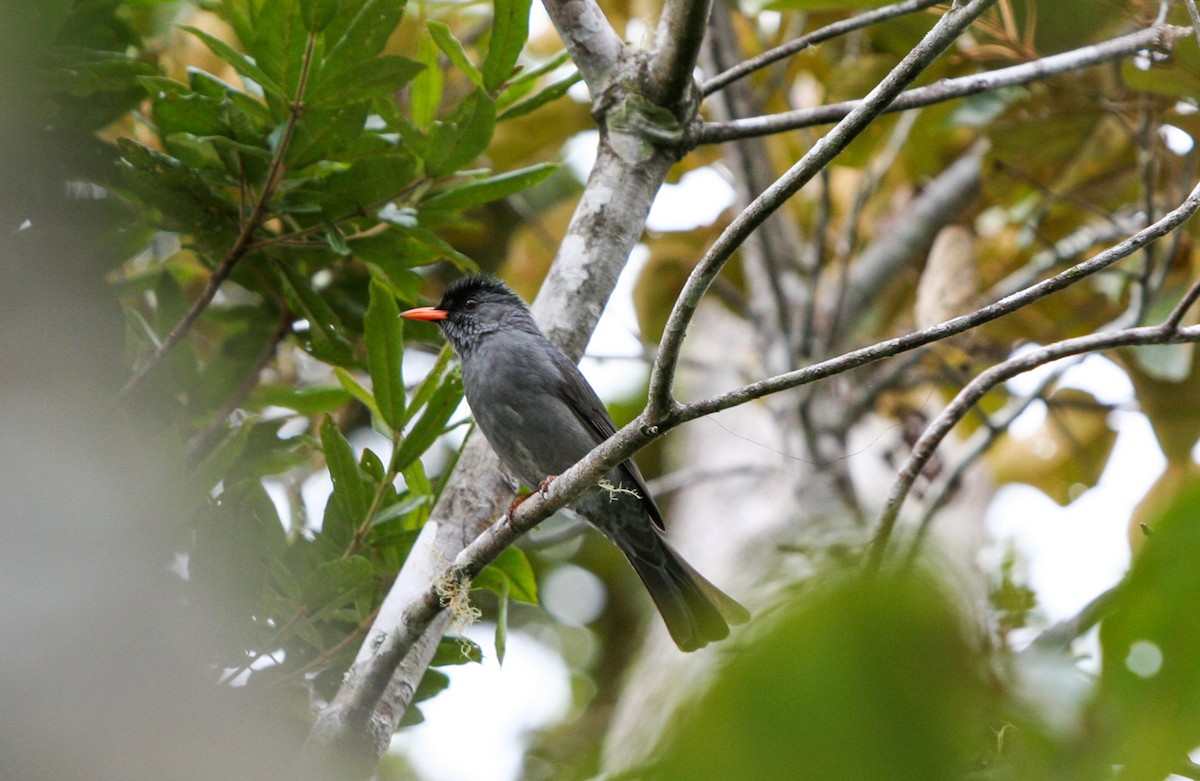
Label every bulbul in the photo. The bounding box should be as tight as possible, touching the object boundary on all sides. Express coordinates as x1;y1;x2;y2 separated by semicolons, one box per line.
402;275;748;651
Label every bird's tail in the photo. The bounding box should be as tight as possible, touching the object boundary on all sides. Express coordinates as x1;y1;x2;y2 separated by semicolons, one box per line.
625;538;750;652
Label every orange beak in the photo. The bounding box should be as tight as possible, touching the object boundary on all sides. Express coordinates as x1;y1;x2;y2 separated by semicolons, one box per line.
401;306;449;321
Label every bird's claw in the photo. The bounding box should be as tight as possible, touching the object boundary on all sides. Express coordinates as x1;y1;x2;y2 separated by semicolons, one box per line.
537;475;558;496
504;493;530;527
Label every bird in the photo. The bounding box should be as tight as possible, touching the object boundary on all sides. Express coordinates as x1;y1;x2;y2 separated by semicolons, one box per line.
401;275;749;651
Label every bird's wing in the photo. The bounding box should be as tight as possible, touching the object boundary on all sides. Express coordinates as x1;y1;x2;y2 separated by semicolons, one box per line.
549;348;667;531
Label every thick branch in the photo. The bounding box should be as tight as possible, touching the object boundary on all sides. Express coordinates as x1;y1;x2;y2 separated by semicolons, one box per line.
647;0;714;107
304;40;683;774
539;0;626;98
648;0;999;419
702;0;942;96
696;23;1189;145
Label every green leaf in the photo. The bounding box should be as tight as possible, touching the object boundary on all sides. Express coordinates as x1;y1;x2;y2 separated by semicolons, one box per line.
476;546;538;603
253;0;310;100
307;55;425;109
370;493;430;527
1097;483;1200;781
334;367;385;424
425;89;496;177
320;417;372;524
421;163;556;211
495;579;509;665
432;635;483;665
405;344;454;425
412;668;450;704
390;368;463;472
410;31;443;130
274;261;357;366
300;0;338;31
303;555;375;608
247;384;351;414
321;0;408;79
427;20;483;89
365;279;406;429
482;0;532;92
498;73;582;121
179;24;283;98
284;101;370;168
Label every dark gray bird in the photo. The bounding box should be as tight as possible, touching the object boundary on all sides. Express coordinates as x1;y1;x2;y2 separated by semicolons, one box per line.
402;275;748;651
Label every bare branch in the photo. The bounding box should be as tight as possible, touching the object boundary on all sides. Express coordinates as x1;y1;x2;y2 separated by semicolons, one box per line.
539;0;627;98
866;320;1200;574
701;0;942;97
679;177;1200;423
647;0;714;107
648;0;1000;420
696;23;1189;145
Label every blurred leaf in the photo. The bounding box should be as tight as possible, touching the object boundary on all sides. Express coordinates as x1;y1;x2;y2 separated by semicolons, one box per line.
1123;343;1200;462
421;163;555;212
1096;483;1200;781
656;569;997;781
365;279;406;429
370;493;430;528
987;389;1117;505
303;555;374;608
425;89;496;177
427;20;483;88
390;367;463;472
481;0;532;93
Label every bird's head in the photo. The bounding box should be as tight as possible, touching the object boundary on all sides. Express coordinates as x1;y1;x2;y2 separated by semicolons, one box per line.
401;275;535;358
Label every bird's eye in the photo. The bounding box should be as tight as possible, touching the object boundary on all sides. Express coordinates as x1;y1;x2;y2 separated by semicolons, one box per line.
463;298;478;311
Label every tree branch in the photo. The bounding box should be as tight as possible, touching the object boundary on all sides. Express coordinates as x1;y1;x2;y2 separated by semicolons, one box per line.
701;0;942;97
866;319;1200;574
648;0;999;420
695;23;1189;145
678;176;1200;423
647;0;714;107
539;0;627;99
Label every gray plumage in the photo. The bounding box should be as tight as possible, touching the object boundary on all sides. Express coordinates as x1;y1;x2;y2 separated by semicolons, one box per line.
405;275;748;651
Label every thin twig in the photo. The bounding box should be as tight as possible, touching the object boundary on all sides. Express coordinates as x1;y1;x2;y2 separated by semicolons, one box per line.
702;0;943;96
696;24;1189;145
866;320;1200;575
649;0;1000;420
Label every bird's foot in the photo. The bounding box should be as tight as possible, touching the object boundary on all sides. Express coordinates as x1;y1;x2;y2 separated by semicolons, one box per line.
504;493;530;527
537;475;558;496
